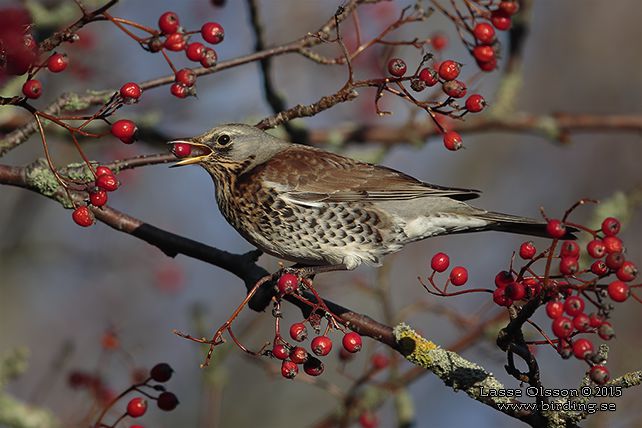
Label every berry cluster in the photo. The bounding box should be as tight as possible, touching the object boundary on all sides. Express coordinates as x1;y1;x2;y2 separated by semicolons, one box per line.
72;166;122;227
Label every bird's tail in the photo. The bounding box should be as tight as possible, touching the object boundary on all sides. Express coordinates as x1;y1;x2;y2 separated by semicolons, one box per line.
479;211;578;240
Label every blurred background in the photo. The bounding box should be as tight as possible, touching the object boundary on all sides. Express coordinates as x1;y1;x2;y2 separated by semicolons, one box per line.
0;0;641;427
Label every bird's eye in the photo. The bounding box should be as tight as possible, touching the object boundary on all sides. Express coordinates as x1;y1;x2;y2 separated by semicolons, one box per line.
216;134;231;146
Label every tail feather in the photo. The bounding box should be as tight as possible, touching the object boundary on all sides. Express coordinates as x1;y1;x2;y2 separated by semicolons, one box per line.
479;211;578;240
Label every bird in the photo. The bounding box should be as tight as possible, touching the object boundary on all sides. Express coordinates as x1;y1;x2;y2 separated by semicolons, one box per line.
170;123;569;274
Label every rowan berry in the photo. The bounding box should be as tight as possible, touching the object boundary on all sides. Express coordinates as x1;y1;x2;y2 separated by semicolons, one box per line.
157;391;179;411
164;33;186;51
342;332;362;353
170;83;189;98
605;252;624;270
564;296;585;316
588;313;603;328
120;82;142;101
476;58;497;72
492;287;512;306
289;346;308;364
72;206;94;227
589;365;610;385
442;131;463;151
591;260;608;276
311;336;333;356
443;80;467;98
272;344;290;360
616;261;638;282
587;239;606;258
186;42;205;61
158;11;180;34
96;166;113;177
303;357;324;376
449;266;468;286
598;322;615;340
172;143;192;158
465;94;486;113
127;397;147;418
418;68;438;86
111;119;137;143
472;45;495;63
387;58;407;77
560;241;580;258
519;241;536;259
572;338;594;360
200;48;218;67
430;252;450;272
277;273;298;294
498;1;520;15
438;60;461;81
491;10;512;31
546;219;566;239
546;301;564;319
551;316;573;338
89;189;108;207
150;363;173;383
430;33;448;51
96;174;119;192
495;270;514;288
601;217;621;236
559;257;579;276
473;22;496;44
22;79;42;99
281;360;298;379
201;22;225;44
289;323;307;342
175;68;196;87
47;53;68;73
572;313;591;332
602;236;623;254
607;280;629;302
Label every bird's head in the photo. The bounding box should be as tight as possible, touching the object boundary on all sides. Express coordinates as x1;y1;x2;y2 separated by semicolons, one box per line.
169;123;290;175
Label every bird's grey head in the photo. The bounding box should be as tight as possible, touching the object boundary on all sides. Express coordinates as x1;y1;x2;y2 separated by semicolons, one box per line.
170;123;290;174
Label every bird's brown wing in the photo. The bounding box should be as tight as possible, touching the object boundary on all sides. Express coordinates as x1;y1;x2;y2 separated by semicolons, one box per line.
253;146;480;203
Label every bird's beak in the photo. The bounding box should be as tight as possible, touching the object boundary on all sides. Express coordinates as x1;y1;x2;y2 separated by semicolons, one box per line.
168;140;213;167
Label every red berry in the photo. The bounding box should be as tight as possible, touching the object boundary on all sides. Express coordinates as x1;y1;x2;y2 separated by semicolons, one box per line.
491;10;512;31
72;206;94;227
465;94;486;113
175;68;196;87
560;241;580;258
586;239;606;258
371;353;390;370
572;338;594;360
170;83;189;98
472;45;495;63
519;241;536;259
111;119;137;144
598;322;615;340
564;296;585;316
289;323;307;342
281;360;298;379
172;143;192;158
272;344;290;360
559;257;579;276
605;252;625;270
418;68;438;86
572;313;591;332
546;301;564;319
89;189;108;207
551;316;573;339
186;42;205;61
289;346;308;364
498;1;520;15
601;217;621;236
96;166;113;177
359;412;378;428
158;11;180;34
492;287;512;307
476;58;497;72
201;22;225;44
119;82;142;100
449;266;468;286
607;280;630;302
342;332;362;353
303;357;324;376
602;236;623;254
277;273;298;294
505;282;525;300
127;397;147;418
47;53;68;73
96;174;119;192
430;252;450;272
311;336;333;356
438;60;461;81
387;58;407;77
164;33;186;51
473;22;496;44
588;313;603;328
546;219;566;239
200;48;218;67
523;277;541;297
150;363;173;382
443;80;467;98
22;79;42;99
157;391;179;411
589;365;610;385
442;131;463;151
430;33;448;51
591;260;608;276
495;270;514;288
616;261;638;282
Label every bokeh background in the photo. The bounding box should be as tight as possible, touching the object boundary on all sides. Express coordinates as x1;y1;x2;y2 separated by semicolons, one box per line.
1;0;641;427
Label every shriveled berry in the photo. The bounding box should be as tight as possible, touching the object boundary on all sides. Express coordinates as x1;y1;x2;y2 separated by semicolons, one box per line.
47;53;68;73
89;189;108;207
616;261;638;282
572;338;594;360
438;60;461;81
303;357;324;376
157;391;179;411
472;45;495;63
605;252;625;270
96;174;119;192
371;353;390;370
473;22;496;44
572;313;591;332
342;332;362;353
272;344;290;360
311;336;333;356
418;67;438;86
172;143;192;158
289;346;308;364
598;322;615;340
430;252;450;272
170;83;189;98
281;360;298;379
602;236;623;254
201;22;225;44
127;397;147;418
442;131;463;151
519;241;536;259
158;11;180;34
564;295;585;316
492;287;512;307
119;82;142;100
560;241;580;258
430;33;448;51
495;270;514;288
587;239;606;258
289;323;307;342
491;9;512;31
111;119;137;143
601;217;621;236
590;260;608;276
277;273;298;294
551;316;573;338
72;206;94;227
557;340;572;359
449;266;468;286
175;68;196;87
607;280;630;302
150;363;173;382
186;42;205;61
200;48;218;67
387;58;407;77
505;282;525;300
589;365;610;385
465;94;486;112
22;79;42;99
164;33;186;51
546;219;566;239
410;78;426;92
443;80;467;98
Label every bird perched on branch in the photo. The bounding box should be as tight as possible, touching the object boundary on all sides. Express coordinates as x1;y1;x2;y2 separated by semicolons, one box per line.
170;123;570;274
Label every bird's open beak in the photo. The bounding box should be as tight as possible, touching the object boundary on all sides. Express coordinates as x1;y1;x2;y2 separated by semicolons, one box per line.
168;140;213;167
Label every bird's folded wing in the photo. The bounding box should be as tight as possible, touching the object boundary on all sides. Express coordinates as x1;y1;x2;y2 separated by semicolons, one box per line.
256;146;481;203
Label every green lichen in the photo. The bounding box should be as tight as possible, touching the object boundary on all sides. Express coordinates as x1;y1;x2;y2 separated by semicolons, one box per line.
25;159;73;208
